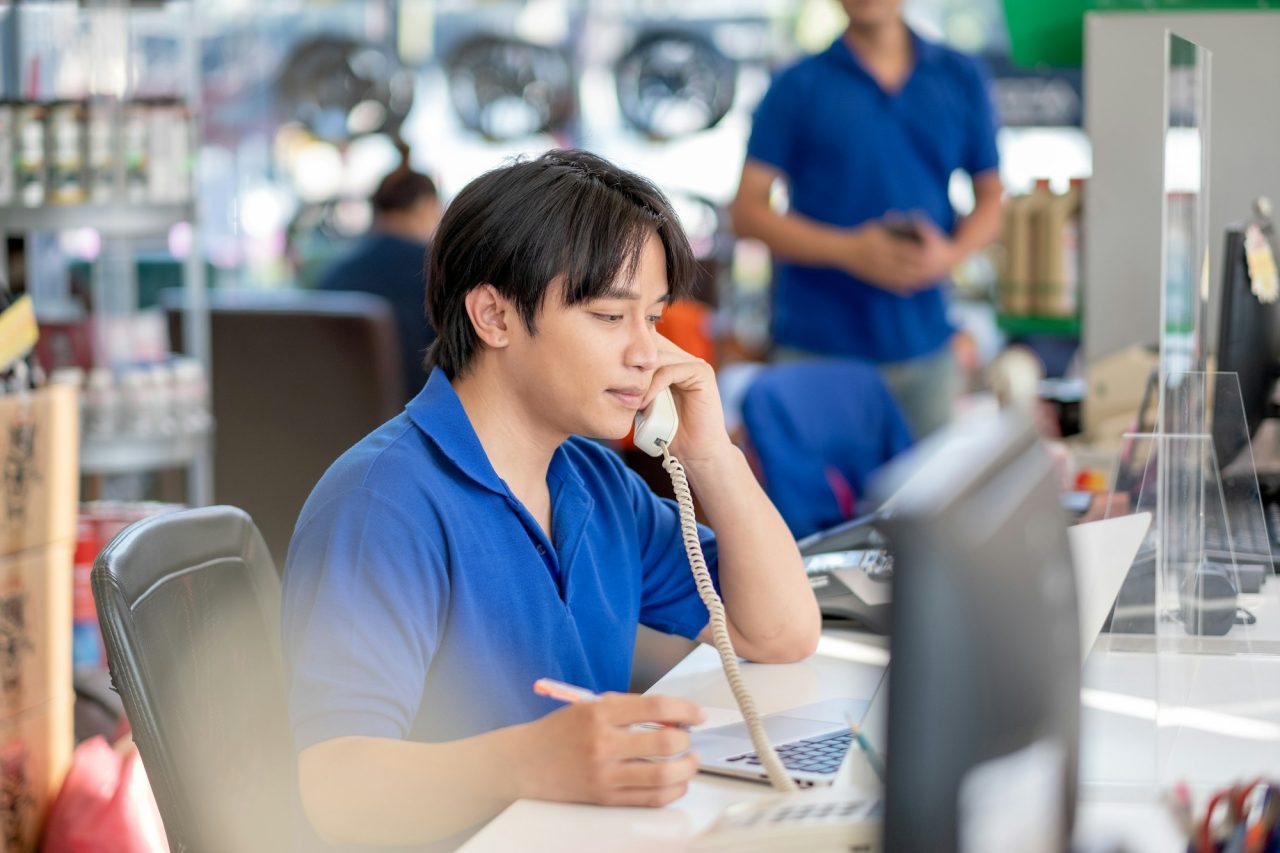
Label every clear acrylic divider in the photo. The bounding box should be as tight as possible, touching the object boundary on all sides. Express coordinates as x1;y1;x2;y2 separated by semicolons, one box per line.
1157;371;1280;792
1081;372;1280;800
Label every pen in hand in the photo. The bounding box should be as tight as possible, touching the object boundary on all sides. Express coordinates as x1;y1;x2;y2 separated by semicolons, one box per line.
533;678;692;731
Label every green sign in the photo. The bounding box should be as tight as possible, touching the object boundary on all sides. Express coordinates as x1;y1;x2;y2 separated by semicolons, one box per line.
1003;0;1280;68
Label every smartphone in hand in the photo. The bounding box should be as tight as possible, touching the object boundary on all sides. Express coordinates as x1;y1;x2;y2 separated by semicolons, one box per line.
884;219;924;245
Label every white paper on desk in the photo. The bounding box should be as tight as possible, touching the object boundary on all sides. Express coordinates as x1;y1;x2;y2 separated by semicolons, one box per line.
1067;512;1151;662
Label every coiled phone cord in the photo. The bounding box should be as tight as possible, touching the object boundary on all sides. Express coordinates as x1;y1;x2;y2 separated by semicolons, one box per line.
659;443;797;793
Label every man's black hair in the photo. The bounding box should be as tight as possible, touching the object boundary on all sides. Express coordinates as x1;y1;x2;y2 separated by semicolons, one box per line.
423;149;696;379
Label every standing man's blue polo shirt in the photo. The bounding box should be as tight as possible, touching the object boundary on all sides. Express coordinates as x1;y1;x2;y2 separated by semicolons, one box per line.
746;29;1000;364
282;368;718;752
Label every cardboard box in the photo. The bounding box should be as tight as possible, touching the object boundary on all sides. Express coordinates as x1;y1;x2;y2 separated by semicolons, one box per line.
0;385;79;557
0;695;73;852
0;544;72;719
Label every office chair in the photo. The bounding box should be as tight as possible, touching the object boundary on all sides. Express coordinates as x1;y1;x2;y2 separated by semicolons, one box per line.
165;289;405;567
740;360;913;539
92;505;294;852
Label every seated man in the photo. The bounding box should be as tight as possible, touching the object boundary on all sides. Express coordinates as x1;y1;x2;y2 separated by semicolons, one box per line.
283;149;821;848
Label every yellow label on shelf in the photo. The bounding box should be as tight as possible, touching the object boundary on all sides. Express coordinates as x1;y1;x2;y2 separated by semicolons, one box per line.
0;295;38;373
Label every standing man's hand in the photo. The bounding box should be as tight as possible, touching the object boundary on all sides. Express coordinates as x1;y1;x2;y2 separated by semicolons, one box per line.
840;218;958;294
902;218;959;285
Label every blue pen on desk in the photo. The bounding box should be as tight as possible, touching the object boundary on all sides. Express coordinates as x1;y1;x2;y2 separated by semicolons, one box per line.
844;712;886;783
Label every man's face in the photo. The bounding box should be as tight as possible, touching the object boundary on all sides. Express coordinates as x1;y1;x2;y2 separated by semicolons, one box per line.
500;231;669;442
839;0;903;30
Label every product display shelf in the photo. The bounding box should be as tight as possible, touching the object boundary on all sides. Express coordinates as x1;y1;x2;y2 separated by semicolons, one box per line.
0;203;193;238
1;1;211;505
79;427;210;477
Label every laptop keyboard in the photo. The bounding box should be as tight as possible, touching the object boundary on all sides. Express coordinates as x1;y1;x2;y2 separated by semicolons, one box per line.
723;729;853;775
1202;500;1279;564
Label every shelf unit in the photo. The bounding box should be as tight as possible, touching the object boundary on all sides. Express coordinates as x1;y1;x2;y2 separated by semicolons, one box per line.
80;426;211;477
0;201;213;506
0;203;195;238
0;0;212;507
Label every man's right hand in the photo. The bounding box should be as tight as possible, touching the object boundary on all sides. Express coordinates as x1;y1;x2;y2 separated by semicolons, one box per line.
510;692;706;807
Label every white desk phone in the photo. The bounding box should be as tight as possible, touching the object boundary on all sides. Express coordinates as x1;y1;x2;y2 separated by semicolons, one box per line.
632;387;882;852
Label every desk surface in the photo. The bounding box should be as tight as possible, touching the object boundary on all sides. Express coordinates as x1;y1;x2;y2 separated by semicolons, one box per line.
462;583;1280;853
460;629;887;853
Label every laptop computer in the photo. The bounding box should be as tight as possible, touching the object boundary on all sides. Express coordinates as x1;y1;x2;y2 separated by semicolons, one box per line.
691;513;1150;788
690;695;881;788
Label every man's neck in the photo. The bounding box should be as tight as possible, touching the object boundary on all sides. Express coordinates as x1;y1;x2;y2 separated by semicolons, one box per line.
374;214;429;245
843;17;912;89
452;365;560;502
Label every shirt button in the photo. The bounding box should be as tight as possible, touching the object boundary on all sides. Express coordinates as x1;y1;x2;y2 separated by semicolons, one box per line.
536;545;546;555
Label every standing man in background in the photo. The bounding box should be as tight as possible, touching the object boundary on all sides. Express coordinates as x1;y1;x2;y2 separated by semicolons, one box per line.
729;0;1003;438
321;142;442;402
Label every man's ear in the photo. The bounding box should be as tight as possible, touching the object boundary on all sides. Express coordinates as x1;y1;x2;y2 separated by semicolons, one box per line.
465;284;511;350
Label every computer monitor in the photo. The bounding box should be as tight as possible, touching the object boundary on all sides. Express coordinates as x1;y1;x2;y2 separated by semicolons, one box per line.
1214;224;1280;471
872;412;1080;853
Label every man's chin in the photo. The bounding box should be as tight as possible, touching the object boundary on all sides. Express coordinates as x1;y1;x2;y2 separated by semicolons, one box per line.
585;418;636;443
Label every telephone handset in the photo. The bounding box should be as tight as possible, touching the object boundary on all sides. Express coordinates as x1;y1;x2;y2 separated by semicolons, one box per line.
633;386;679;457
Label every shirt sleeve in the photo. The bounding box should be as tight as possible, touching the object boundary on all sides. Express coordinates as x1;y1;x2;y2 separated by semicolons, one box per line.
745;66;803;175
625;466;720;640
281;487;448;752
962;56;1001;177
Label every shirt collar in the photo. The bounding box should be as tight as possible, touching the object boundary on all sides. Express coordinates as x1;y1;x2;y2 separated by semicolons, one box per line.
822;25;939;78
406;367;510;496
406;367;588;498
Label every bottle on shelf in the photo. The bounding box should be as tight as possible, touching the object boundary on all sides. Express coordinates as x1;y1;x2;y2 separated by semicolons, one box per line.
1000;179;1052;316
16;102;48;208
82;367;121;440
1;97;193;212
1035;177;1084;319
48;101;87;206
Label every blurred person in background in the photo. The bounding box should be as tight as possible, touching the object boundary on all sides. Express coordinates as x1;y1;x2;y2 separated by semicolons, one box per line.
730;0;1003;438
320;141;442;401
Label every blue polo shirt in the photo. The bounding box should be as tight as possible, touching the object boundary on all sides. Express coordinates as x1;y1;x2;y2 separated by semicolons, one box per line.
281;368;718;752
746;29;1000;364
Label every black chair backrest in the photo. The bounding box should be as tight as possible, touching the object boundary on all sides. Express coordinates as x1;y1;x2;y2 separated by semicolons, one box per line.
92;505;293;852
165;289;405;567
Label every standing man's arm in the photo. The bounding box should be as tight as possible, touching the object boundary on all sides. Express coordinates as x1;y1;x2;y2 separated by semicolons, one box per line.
644;336;821;664
952;169;1004;259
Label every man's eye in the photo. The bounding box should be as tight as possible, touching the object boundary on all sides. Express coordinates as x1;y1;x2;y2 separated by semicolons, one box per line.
646;315;663;325
593;313;623;323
